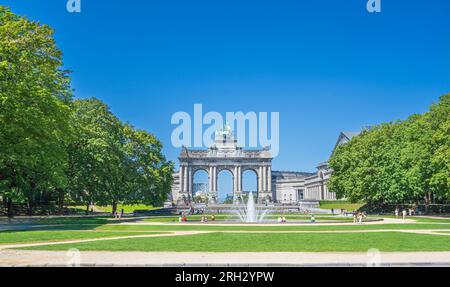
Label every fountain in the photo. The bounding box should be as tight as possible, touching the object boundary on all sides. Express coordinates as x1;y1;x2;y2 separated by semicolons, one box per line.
234;192;270;223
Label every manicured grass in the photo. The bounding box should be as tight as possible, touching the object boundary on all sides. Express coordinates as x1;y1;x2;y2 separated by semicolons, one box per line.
320;201;365;211
0;230;161;245
412;217;450;223
96;223;450;232
27;217;111;225
22;232;450;252
95;205;159;213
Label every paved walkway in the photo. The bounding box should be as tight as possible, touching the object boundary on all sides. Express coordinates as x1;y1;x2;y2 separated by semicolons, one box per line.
1;250;450;267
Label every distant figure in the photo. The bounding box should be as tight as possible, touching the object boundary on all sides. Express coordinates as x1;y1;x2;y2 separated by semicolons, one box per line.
282;216;287;224
278;217;283;224
353;212;357;224
331;208;335;215
211;215;216;222
358;212;363;224
395;207;399;218
121;209;124;218
178;216;182;223
310;215;316;224
402;210;407;221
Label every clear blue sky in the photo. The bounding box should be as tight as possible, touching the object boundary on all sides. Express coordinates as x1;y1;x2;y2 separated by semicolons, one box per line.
4;0;450;178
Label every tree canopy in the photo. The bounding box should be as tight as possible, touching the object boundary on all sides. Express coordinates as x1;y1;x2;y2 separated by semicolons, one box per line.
0;6;173;216
328;94;450;210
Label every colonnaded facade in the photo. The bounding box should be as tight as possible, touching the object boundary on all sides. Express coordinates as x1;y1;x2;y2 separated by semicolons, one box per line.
170;127;359;206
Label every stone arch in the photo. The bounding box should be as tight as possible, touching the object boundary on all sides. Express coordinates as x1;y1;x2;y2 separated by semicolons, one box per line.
192;168;209;203
241;168;258;195
216;168;234;204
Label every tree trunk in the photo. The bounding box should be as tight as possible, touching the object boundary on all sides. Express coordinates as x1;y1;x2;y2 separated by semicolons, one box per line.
424;192;432;214
27;200;33;216
112;201;117;216
6;198;13;218
86;204;90;216
58;189;65;215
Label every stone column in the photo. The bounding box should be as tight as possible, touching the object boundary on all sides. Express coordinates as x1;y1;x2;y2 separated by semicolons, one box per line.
188;166;192;202
179;166;184;192
267;165;272;202
233;166;238;198
208;166;215;203
237;166;242;192
212;166;217;201
178;166;184;204
183;165;188;193
262;166;267;193
258;166;263;194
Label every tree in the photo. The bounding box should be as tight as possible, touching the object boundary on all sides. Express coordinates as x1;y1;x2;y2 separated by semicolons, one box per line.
328;94;450;212
122;124;174;208
68;98;124;214
68;99;174;214
0;6;72;216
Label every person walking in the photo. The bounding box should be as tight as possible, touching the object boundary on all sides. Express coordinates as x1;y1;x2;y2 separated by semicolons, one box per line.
402;210;407;221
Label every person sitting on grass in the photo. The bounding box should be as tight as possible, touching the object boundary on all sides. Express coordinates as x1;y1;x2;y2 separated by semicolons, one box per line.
310;214;316;223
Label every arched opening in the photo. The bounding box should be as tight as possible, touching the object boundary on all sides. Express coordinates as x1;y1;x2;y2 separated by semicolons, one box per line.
217;169;233;204
192;169;208;204
242;169;258;201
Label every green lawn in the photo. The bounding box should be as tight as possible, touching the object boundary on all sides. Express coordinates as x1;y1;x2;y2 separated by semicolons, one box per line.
320;201;365;211
412;217;450;223
96;223;450;232
21;232;450;252
94;205;159;213
0;230;161;245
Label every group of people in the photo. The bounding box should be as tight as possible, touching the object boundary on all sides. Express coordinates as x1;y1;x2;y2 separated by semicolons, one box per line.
395;207;416;220
353;211;367;224
177;214;216;223
178;214;188;222
113;209;124;219
200;215;216;223
277;216;288;224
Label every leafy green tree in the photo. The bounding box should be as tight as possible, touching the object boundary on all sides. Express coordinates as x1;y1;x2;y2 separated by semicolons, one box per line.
122;124;174;208
328;94;450;212
68;98;124;214
0;6;72;216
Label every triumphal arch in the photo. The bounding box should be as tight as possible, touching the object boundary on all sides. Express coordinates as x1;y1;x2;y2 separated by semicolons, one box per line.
175;125;273;205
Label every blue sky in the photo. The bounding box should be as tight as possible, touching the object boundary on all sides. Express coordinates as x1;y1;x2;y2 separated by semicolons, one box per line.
3;0;450;182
